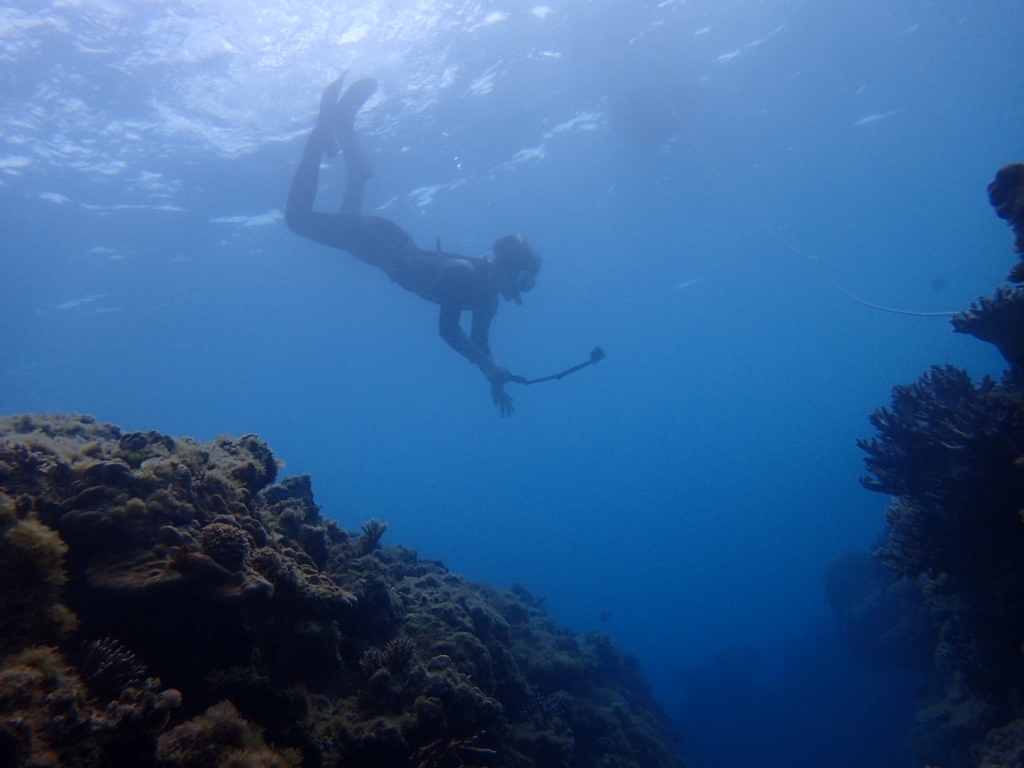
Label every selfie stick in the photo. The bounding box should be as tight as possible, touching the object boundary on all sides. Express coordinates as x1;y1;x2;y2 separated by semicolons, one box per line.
509;347;606;385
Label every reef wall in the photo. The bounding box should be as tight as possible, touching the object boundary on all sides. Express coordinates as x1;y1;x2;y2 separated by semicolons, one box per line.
838;163;1024;768
0;413;685;768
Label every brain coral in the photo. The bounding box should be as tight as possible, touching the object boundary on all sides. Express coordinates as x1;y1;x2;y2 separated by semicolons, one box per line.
200;521;254;570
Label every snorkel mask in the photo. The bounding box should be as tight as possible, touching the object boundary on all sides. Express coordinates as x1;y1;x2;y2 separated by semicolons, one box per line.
493;234;542;304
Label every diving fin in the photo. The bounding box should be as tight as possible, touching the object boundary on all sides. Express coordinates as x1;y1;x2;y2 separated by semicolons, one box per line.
316;72;347;157
333;78;378;149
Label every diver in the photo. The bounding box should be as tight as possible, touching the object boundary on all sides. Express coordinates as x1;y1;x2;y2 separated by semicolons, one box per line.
286;75;542;417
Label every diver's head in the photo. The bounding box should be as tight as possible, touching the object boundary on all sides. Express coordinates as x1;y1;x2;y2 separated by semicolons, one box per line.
492;234;542;304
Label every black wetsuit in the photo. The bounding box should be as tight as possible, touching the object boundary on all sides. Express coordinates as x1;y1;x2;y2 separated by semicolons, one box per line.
284;126;499;370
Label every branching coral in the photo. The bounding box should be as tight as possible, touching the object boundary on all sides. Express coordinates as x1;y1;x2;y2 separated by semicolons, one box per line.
359;517;388;555
360;636;417;676
858;365;1024;583
412;731;498;768
79;637;150;700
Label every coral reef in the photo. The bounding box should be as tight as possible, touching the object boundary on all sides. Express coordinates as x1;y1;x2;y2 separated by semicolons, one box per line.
0;412;684;768
849;162;1024;768
858;362;1024;767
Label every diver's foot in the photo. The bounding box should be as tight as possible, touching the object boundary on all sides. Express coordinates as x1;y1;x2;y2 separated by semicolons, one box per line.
333;78;378;150
316;73;347;157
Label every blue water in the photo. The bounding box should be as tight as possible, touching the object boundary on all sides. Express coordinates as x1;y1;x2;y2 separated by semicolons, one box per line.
2;1;1022;764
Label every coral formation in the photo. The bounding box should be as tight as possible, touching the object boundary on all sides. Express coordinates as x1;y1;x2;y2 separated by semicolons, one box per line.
848;161;1024;768
857;363;1024;767
0;412;684;768
157;700;300;768
0;644;183;767
951;285;1024;371
0;491;77;654
358;517;388;555
989;162;1024;280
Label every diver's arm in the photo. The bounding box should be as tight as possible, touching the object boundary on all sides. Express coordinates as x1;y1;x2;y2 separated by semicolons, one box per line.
438;303;498;375
440;304;515;416
438;263;516;416
438;265;504;376
469;309;493;356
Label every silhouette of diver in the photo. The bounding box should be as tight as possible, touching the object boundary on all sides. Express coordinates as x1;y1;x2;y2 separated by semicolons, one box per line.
286;75;542;417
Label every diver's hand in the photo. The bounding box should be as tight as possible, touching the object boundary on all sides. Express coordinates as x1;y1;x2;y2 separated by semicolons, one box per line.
491;380;515;417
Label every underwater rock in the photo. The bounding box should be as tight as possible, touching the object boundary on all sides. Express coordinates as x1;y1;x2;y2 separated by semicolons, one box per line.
0;413;685;768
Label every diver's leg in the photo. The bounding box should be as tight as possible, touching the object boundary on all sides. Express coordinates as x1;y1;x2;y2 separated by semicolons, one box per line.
285;76;347;232
284;130;326;232
286;77;419;279
333;78;379;214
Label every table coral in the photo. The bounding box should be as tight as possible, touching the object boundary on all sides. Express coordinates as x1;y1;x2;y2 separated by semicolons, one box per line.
0;413;685;768
951;285;1024;371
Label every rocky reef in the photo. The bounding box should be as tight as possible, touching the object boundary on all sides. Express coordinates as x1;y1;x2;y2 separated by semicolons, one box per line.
0;413;684;768
842;164;1024;768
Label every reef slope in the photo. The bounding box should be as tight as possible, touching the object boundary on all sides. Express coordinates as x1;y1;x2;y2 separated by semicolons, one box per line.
0;413;684;768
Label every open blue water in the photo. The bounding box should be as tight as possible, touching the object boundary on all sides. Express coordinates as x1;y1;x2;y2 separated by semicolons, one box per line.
2;1;1022;764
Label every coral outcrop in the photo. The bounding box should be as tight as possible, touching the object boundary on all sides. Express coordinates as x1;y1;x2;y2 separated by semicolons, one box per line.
0;413;684;768
951;285;1024;372
849;163;1024;768
989;162;1024;281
